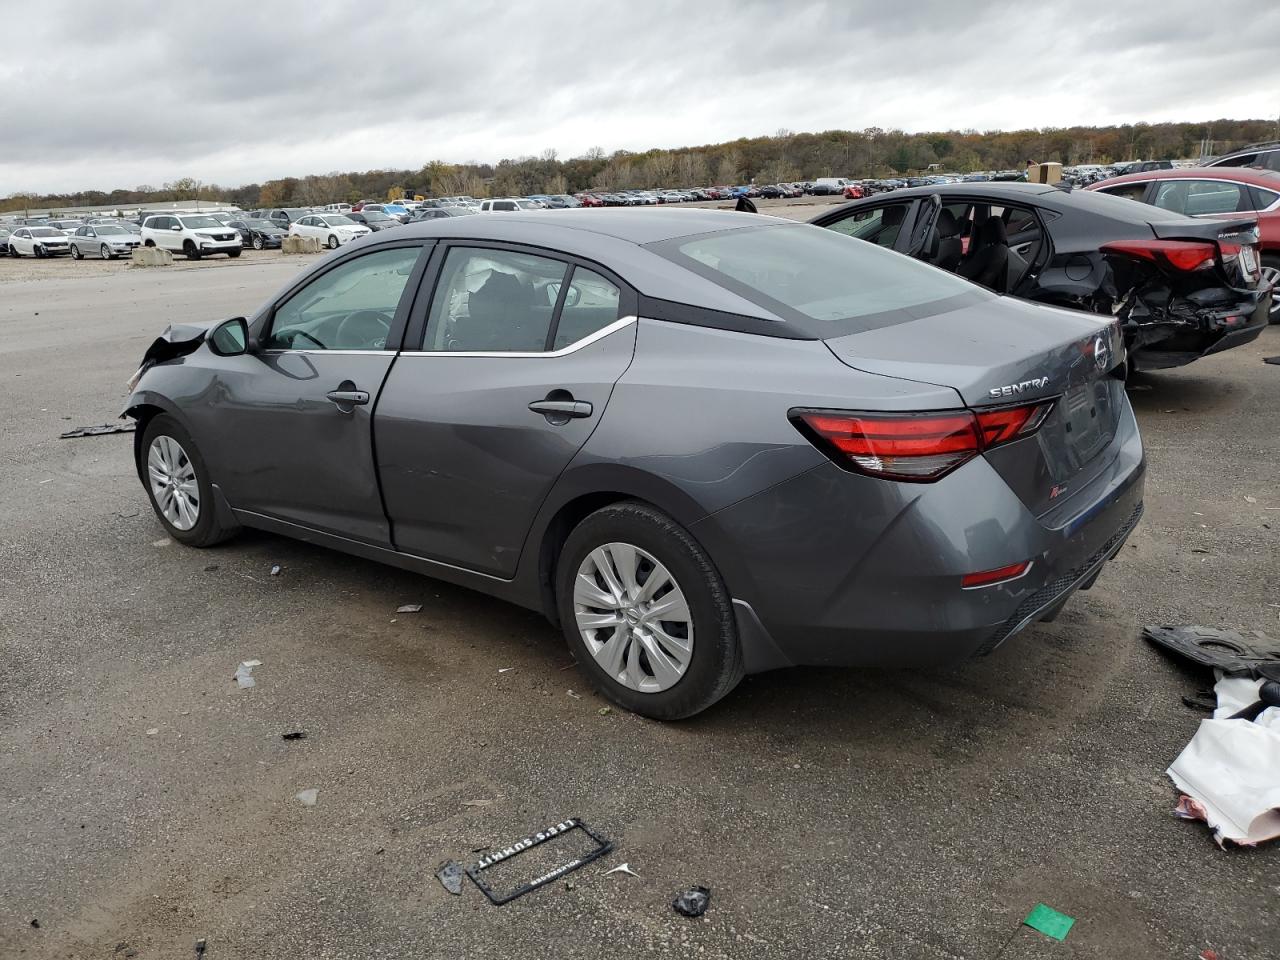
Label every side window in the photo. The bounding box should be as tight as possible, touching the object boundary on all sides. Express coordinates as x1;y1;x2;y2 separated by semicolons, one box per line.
825;203;910;247
553;267;622;350
1249;186;1280;210
495;200;517;212
265;247;421;351
1099;183;1150;203
1180;180;1247;216
424;247;569;352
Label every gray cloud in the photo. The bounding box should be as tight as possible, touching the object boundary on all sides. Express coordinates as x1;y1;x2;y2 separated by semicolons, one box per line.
1;0;1277;194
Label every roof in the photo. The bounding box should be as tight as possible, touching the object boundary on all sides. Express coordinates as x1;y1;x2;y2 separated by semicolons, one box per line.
854;182;1062;203
393;207;787;246
1091;167;1280;190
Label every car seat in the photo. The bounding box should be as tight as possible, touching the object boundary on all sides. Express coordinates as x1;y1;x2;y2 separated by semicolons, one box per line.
957;215;1009;290
929;209;963;271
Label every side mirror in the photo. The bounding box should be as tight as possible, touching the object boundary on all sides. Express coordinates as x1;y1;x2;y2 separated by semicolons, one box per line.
171;225;182;231
208;317;251;357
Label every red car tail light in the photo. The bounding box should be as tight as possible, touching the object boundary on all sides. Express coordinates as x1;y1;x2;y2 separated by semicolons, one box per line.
1100;239;1217;272
961;560;1032;589
793;401;1053;482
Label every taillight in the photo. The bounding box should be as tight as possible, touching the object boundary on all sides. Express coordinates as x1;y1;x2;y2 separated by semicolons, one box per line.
793;401;1054;482
1101;238;1217;272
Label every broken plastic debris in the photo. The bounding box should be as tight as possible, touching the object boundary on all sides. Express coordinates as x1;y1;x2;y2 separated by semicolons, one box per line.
672;886;711;918
397;604;422;613
295;788;319;807
605;862;639;878
59;421;136;439
437;860;464;895
269;564;282;576
1142;625;1280;677
498;667;515;674
281;731;307;741
233;660;261;689
566;689;582;700
152;538;172;548
195;939;207;958
145;728;159;736
461;799;493;807
1023;903;1074;942
598;707;612;716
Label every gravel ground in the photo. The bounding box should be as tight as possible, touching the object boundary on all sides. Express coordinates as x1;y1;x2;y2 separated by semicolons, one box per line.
1;215;1277;960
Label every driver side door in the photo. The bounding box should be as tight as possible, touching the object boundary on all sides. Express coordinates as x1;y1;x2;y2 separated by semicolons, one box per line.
204;241;432;544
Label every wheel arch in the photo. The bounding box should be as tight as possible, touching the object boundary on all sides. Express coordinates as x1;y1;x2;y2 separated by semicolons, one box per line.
527;463;714;626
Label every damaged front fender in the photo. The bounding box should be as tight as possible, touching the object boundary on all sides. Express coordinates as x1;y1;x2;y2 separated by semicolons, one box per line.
124;319;232;394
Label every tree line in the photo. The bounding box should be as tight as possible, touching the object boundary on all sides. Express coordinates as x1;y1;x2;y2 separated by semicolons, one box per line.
5;119;1276;213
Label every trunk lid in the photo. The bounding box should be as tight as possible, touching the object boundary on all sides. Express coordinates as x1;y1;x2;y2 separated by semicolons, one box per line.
823;295;1126;518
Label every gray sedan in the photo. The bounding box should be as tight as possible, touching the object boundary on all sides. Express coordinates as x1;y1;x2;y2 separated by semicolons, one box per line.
69;223;142;260
124;210;1145;718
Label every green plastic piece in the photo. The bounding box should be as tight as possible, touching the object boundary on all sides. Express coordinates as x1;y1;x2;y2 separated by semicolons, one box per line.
1024;903;1075;942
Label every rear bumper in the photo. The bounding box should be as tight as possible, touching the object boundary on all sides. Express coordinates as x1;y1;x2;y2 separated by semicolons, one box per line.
694;401;1146;672
1131;286;1271;369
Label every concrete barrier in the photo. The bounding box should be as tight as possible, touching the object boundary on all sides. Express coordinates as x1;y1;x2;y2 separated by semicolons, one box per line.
282;235;322;255
130;246;174;267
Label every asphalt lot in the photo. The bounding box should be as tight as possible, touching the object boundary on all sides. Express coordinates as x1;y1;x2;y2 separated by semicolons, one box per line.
1;218;1278;960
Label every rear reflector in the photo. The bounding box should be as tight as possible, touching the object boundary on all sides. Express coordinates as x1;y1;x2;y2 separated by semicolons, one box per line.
961;560;1032;589
1100;239;1216;272
794;401;1054;482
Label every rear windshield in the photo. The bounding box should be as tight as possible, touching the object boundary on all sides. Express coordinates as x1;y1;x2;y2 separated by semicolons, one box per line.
652;223;985;333
1073;188;1203;223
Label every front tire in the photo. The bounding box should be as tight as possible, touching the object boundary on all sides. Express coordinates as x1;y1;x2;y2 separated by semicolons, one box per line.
555;502;743;720
101;244;112;260
140;414;237;548
183;240;201;260
327;234;339;249
252;235;264;250
227;248;241;258
34;244;45;258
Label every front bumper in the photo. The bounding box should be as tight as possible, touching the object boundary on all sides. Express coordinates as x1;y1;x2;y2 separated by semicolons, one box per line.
692;402;1147;672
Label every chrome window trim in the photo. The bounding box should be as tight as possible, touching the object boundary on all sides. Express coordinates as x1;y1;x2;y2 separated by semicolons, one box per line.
399;315;637;359
258;349;398;357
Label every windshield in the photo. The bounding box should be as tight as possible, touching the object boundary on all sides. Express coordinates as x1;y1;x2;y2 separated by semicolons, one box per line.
363;212;392;222
245;219;275;228
180;216;221;229
96;225;127;235
515;200;541;210
323;215;356;226
653;223;985;333
30;227;60;237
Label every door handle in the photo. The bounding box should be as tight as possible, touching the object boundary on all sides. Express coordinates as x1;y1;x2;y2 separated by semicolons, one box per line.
326;389;369;406
528;399;593;419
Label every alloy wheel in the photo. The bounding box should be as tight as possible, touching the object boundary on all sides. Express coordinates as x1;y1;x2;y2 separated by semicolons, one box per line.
100;244;111;260
1262;264;1280;321
147;435;200;531
573;542;694;693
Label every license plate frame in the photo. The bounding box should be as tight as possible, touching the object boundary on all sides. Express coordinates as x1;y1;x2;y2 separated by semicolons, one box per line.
1240;243;1258;278
466;817;613;906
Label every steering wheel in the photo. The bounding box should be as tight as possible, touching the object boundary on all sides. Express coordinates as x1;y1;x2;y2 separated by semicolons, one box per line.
335;310;392;350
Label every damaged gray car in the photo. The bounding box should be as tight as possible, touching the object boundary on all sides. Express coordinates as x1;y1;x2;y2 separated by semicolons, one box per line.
123;210;1145;719
807;183;1272;369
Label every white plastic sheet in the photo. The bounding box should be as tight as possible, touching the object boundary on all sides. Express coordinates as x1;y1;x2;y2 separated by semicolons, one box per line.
1167;674;1280;846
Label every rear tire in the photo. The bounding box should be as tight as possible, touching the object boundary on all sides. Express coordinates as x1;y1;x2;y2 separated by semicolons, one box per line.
139;414;237;548
1261;254;1280;324
555;502;743;720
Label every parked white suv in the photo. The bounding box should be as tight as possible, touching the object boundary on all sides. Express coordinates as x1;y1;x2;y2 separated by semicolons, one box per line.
478;198;544;212
141;214;242;259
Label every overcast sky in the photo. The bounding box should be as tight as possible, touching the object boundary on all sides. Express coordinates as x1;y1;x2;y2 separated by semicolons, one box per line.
2;0;1277;195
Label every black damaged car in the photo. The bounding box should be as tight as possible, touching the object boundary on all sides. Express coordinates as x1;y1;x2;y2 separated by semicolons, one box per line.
228;218;286;250
807;183;1270;369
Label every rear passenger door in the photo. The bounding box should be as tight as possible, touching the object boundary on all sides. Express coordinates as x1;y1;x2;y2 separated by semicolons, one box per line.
375;243;638;577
